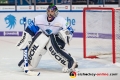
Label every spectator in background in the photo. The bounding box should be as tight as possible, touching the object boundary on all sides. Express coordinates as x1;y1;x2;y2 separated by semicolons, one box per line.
109;0;115;2
61;0;70;4
106;0;116;2
91;0;98;4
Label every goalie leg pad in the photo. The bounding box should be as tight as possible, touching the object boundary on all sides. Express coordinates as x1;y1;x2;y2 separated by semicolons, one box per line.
46;34;75;68
28;32;49;68
18;32;48;70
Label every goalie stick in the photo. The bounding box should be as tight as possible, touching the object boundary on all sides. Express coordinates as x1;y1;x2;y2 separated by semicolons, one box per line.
23;47;40;76
23;17;40;76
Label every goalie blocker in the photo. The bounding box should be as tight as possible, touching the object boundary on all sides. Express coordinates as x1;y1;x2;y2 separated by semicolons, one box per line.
17;29;78;72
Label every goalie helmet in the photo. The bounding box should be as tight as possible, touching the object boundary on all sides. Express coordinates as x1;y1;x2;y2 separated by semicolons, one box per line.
47;4;58;22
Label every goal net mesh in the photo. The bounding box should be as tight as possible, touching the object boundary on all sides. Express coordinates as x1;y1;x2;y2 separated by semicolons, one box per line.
83;7;120;63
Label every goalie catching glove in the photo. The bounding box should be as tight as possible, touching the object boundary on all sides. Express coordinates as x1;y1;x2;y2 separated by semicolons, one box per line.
58;26;74;45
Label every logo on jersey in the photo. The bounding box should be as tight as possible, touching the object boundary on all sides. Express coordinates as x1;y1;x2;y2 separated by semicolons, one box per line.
4;14;16;29
53;22;62;27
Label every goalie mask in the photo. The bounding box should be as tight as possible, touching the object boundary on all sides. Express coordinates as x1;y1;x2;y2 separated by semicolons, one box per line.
47;4;58;22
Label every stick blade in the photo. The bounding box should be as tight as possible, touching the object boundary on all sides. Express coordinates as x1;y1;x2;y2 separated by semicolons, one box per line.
25;71;40;76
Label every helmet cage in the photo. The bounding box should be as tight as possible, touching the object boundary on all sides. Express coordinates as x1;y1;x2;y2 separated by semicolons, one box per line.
47;5;58;17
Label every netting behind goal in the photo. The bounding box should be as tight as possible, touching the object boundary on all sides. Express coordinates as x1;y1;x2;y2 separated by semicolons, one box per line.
83;7;120;63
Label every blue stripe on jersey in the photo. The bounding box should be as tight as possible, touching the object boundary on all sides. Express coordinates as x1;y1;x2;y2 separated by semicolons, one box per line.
67;26;74;34
27;21;39;34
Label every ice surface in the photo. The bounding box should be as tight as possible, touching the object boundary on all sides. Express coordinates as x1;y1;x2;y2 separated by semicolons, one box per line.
0;37;120;80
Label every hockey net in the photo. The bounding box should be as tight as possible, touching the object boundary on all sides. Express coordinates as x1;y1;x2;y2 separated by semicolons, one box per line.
83;7;120;64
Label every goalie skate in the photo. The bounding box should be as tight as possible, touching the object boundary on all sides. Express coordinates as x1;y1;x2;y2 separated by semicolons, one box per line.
62;62;79;73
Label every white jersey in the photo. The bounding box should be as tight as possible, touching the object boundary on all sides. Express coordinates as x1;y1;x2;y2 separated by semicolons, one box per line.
34;14;68;35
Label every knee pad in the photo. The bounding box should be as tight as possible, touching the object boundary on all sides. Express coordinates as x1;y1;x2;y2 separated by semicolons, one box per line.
16;24;39;50
16;31;32;50
58;30;73;45
47;35;77;70
55;35;65;49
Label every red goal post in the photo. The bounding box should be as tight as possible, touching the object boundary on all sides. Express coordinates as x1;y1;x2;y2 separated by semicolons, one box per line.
83;7;120;63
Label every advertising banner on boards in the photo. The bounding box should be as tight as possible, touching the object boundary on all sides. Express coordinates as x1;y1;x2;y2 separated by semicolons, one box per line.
0;12;82;37
0;5;119;38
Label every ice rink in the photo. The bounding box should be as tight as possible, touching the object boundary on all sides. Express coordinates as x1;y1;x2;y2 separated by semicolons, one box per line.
0;37;120;80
